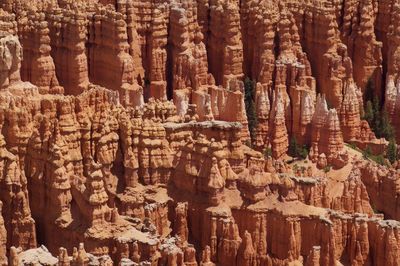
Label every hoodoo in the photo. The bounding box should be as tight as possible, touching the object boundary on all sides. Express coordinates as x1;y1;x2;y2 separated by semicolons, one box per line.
0;0;399;265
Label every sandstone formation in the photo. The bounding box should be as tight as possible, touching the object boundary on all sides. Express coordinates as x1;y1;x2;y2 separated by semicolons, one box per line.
309;95;349;168
0;0;400;265
340;0;383;94
17;10;63;94
47;8;89;95
0;202;6;266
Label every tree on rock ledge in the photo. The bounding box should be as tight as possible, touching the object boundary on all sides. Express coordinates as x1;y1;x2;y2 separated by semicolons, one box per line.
387;139;397;164
364;97;395;141
244;77;258;144
288;136;309;159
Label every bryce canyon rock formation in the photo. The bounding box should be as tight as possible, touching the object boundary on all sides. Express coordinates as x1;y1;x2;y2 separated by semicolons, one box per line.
0;0;400;265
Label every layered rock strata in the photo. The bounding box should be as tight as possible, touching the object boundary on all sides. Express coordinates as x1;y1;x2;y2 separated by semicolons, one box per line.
17;10;63;94
0;0;400;265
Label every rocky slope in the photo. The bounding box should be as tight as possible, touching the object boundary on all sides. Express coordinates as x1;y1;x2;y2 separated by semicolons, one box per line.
0;0;400;265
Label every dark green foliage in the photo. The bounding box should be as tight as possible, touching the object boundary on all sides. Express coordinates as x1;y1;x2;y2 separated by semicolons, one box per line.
244;77;258;142
347;142;357;150
362;146;372;160
363;77;396;140
363;101;373;126
361;81;397;163
363;95;395;141
374;155;386;165
379;111;395;140
263;147;272;158
372;96;381;134
288;136;298;157
244;139;252;148
323;165;331;173
362;146;386;165
365;77;375;103
387;139;398;164
144;77;151;86
298;146;309;160
288;136;309;159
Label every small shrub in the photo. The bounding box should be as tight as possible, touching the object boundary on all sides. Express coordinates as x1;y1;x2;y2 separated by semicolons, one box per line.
347;142;357;150
362;146;387;166
387;138;397;164
373;155;385;165
244;77;258;143
323;165;331;173
288;136;309;159
244;139;252;148
144;77;151;86
263;147;272;158
362;146;372;160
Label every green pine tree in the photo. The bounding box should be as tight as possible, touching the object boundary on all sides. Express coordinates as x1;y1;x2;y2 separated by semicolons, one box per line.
365;77;375;102
387;138;397;164
363;76;393;140
372;96;381;133
363;146;372;160
298;145;309;159
288;136;298;157
363;101;373;125
379;111;395;140
244;77;258;143
288;136;309;159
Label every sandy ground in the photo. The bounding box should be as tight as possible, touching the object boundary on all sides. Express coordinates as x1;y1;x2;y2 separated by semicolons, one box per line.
286;145;364;200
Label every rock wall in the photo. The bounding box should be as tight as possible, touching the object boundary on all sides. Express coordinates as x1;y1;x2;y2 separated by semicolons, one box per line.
309;95;349;168
0;0;400;265
17;10;63;94
0;202;6;266
359;160;400;220
88;7;143;105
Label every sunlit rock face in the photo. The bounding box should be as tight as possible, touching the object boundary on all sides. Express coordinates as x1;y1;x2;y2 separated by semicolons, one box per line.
0;0;400;265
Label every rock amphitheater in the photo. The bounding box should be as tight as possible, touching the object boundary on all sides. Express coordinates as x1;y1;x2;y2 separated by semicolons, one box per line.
0;0;399;265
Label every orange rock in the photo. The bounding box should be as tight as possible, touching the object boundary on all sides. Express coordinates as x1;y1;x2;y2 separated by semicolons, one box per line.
1;1;400;265
310;95;348;168
58;247;70;266
169;4;209;92
305;246;321;266
174;202;189;244
270;90;289;159
208;0;243;87
0;34;22;89
200;246;215;266
339;82;361;141
341;0;383;94
237;230;256;266
0;9;17;35
147;6;168;100
0;202;6;266
71;243;89;266
47;8;89;95
385;3;400;142
88;7;143;106
360;161;400;220
18;10;63;94
254;83;270;149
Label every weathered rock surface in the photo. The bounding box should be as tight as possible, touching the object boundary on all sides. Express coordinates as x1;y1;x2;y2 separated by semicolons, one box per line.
1;0;400;265
0;202;6;266
310;95;349;168
17;10;63;94
47;8;89;95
